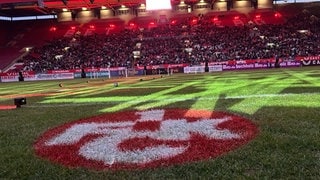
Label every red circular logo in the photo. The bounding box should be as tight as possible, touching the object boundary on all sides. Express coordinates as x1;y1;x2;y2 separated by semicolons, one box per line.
34;109;258;170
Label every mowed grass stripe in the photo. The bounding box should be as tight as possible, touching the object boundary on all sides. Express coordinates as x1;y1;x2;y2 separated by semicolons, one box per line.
0;66;319;179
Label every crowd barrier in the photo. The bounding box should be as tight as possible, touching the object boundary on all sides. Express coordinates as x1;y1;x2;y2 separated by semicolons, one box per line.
1;56;319;82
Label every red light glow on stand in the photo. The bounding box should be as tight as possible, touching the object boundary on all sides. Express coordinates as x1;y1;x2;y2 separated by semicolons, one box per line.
274;12;282;18
171;20;177;25
212;17;218;22
49;26;57;32
191;19;198;25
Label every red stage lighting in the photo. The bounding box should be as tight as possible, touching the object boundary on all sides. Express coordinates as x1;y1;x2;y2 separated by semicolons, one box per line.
149;22;155;25
274;12;281;18
213;17;218;22
129;23;135;27
170;20;177;25
70;26;76;30
191;19;197;24
109;24;115;28
234;16;240;20
255;14;261;19
89;25;95;29
49;26;57;32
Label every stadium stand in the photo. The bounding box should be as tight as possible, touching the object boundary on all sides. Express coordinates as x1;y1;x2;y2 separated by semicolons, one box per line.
13;8;318;73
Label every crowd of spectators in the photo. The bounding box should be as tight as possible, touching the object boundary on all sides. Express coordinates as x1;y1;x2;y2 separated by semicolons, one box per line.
19;10;320;72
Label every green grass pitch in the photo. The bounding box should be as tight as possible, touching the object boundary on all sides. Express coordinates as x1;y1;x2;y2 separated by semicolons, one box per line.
0;66;319;179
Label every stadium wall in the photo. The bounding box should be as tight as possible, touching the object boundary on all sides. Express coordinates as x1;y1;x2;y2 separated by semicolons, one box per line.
2;57;320;83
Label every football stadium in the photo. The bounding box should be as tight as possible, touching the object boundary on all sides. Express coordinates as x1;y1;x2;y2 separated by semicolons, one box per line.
0;0;319;179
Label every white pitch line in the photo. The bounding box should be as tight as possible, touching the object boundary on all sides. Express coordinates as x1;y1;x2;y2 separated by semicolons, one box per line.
25;92;319;108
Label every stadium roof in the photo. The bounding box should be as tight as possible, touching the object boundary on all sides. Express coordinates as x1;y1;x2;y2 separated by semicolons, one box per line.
0;0;189;17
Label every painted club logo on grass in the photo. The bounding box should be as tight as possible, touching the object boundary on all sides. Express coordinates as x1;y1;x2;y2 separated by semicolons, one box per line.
34;109;258;170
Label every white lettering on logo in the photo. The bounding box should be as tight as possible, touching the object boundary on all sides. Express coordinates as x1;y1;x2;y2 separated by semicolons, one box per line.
45;110;241;165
